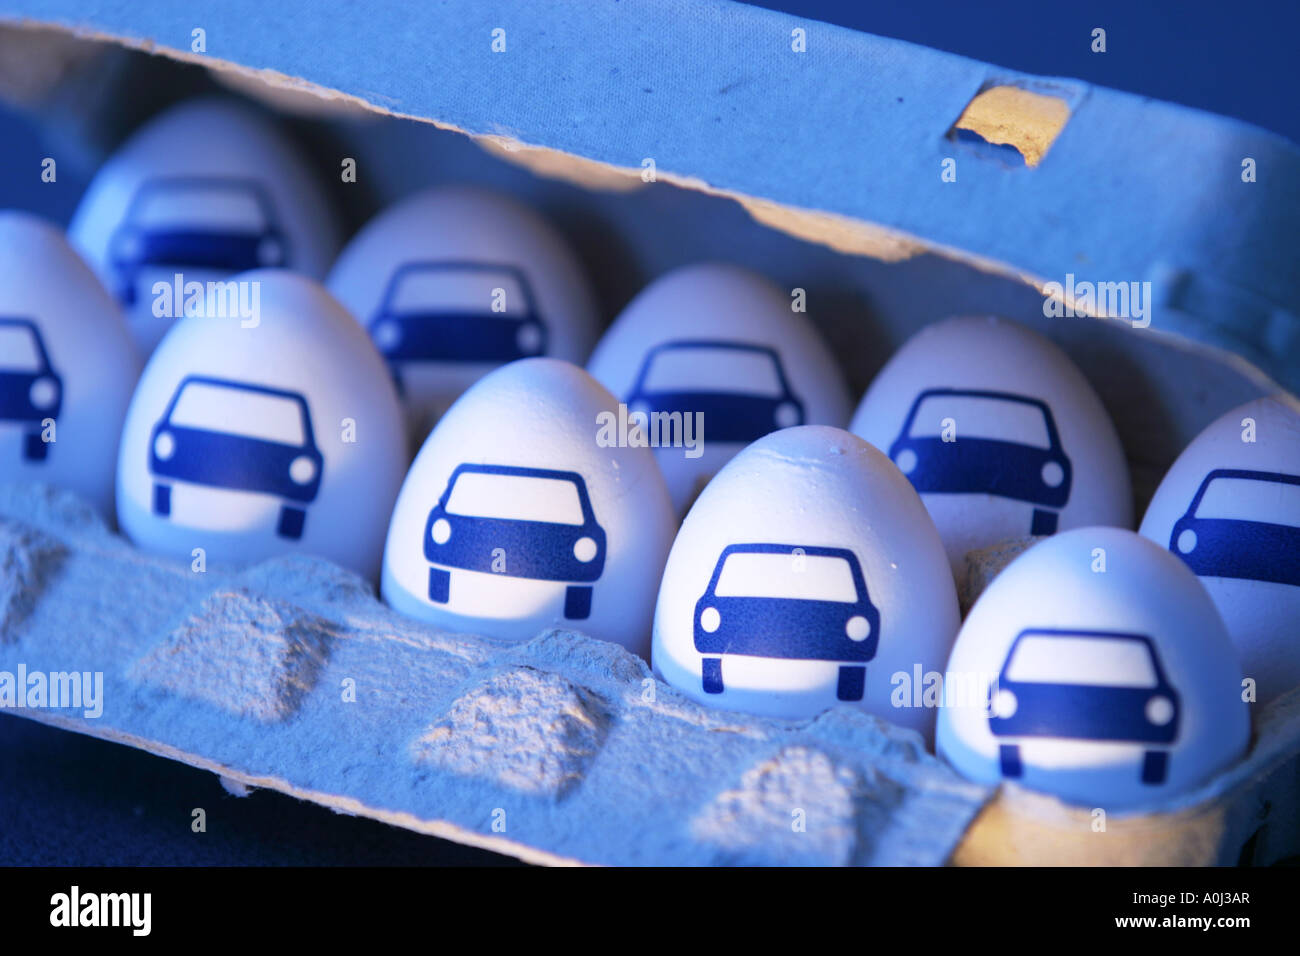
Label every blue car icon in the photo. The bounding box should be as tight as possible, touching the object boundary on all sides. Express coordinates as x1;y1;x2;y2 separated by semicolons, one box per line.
368;262;548;372
693;543;879;702
625;340;805;443
889;388;1073;535
148;375;323;540
109;177;288;306
0;318;61;462
987;628;1180;785
423;463;605;620
1169;468;1300;588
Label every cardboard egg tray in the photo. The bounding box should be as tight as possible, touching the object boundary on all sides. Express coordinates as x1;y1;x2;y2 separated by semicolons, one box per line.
1;0;1298;865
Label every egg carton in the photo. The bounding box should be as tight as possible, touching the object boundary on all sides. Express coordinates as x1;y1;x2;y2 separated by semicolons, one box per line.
1;0;1298;865
0;482;991;866
3;482;1297;866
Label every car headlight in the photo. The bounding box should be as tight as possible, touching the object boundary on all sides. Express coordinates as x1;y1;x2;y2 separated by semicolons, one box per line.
289;455;316;485
1146;695;1175;726
1177;528;1197;554
774;401;800;429
257;235;283;266
29;377;58;410
371;320;402;352
699;606;720;633
1041;460;1065;488
153;430;175;461
113;230;141;261
430;518;451;545
573;536;598;562
990;688;1017;718
516;321;544;354
845;615;870;641
894;448;918;475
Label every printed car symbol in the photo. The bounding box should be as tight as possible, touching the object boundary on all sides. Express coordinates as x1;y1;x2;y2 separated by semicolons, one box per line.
368;262;548;376
625;340;805;443
692;543;879;702
108;177;288;306
889;388;1073;535
148;375;323;540
423;463;605;620
0;318;62;462
1169;468;1300;588
987;628;1180;785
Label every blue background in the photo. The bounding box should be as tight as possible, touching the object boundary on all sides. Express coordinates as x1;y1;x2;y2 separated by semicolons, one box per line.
744;0;1300;145
0;0;1294;866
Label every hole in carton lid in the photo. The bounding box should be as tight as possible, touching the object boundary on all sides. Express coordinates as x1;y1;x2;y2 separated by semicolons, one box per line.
948;84;1071;167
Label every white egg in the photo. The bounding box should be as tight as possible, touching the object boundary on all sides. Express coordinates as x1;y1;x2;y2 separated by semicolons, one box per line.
652;425;959;738
1139;395;1300;704
69;98;341;354
0;212;141;516
850;316;1132;585
587;263;852;514
381;357;675;657
327;187;600;440
937;527;1249;808
116;270;406;579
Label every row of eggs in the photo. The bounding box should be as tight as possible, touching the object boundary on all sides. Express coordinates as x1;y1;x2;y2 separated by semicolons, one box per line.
2;99;1297;808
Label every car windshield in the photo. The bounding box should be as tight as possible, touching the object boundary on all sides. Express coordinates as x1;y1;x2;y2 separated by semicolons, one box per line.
0;325;42;372
714;551;860;602
1194;475;1300;527
445;471;585;524
1004;635;1158;687
909;394;1052;449
641;345;784;397
168;382;306;445
387;267;528;316
134;182;268;231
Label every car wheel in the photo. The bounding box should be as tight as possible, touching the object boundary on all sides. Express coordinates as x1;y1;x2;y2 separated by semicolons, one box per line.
701;657;724;695
998;744;1023;778
1141;750;1169;785
23;432;49;462
564;585;593;620
427;567;451;603
1030;508;1059;535
152;482;172;517
277;505;307;540
837;665;866;701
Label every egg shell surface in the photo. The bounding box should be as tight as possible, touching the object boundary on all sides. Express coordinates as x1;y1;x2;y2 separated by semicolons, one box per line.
937;527;1250;808
69;98;341;354
850;315;1132;585
0;212;141;517
116;270;406;580
652;425;960;738
381;357;675;658
328;187;600;440
1139;395;1300;704
587;263;853;514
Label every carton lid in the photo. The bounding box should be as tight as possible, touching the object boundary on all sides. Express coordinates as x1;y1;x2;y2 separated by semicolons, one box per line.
4;0;1299;391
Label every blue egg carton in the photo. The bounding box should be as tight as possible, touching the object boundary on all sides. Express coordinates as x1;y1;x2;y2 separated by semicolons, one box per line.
0;0;1297;865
